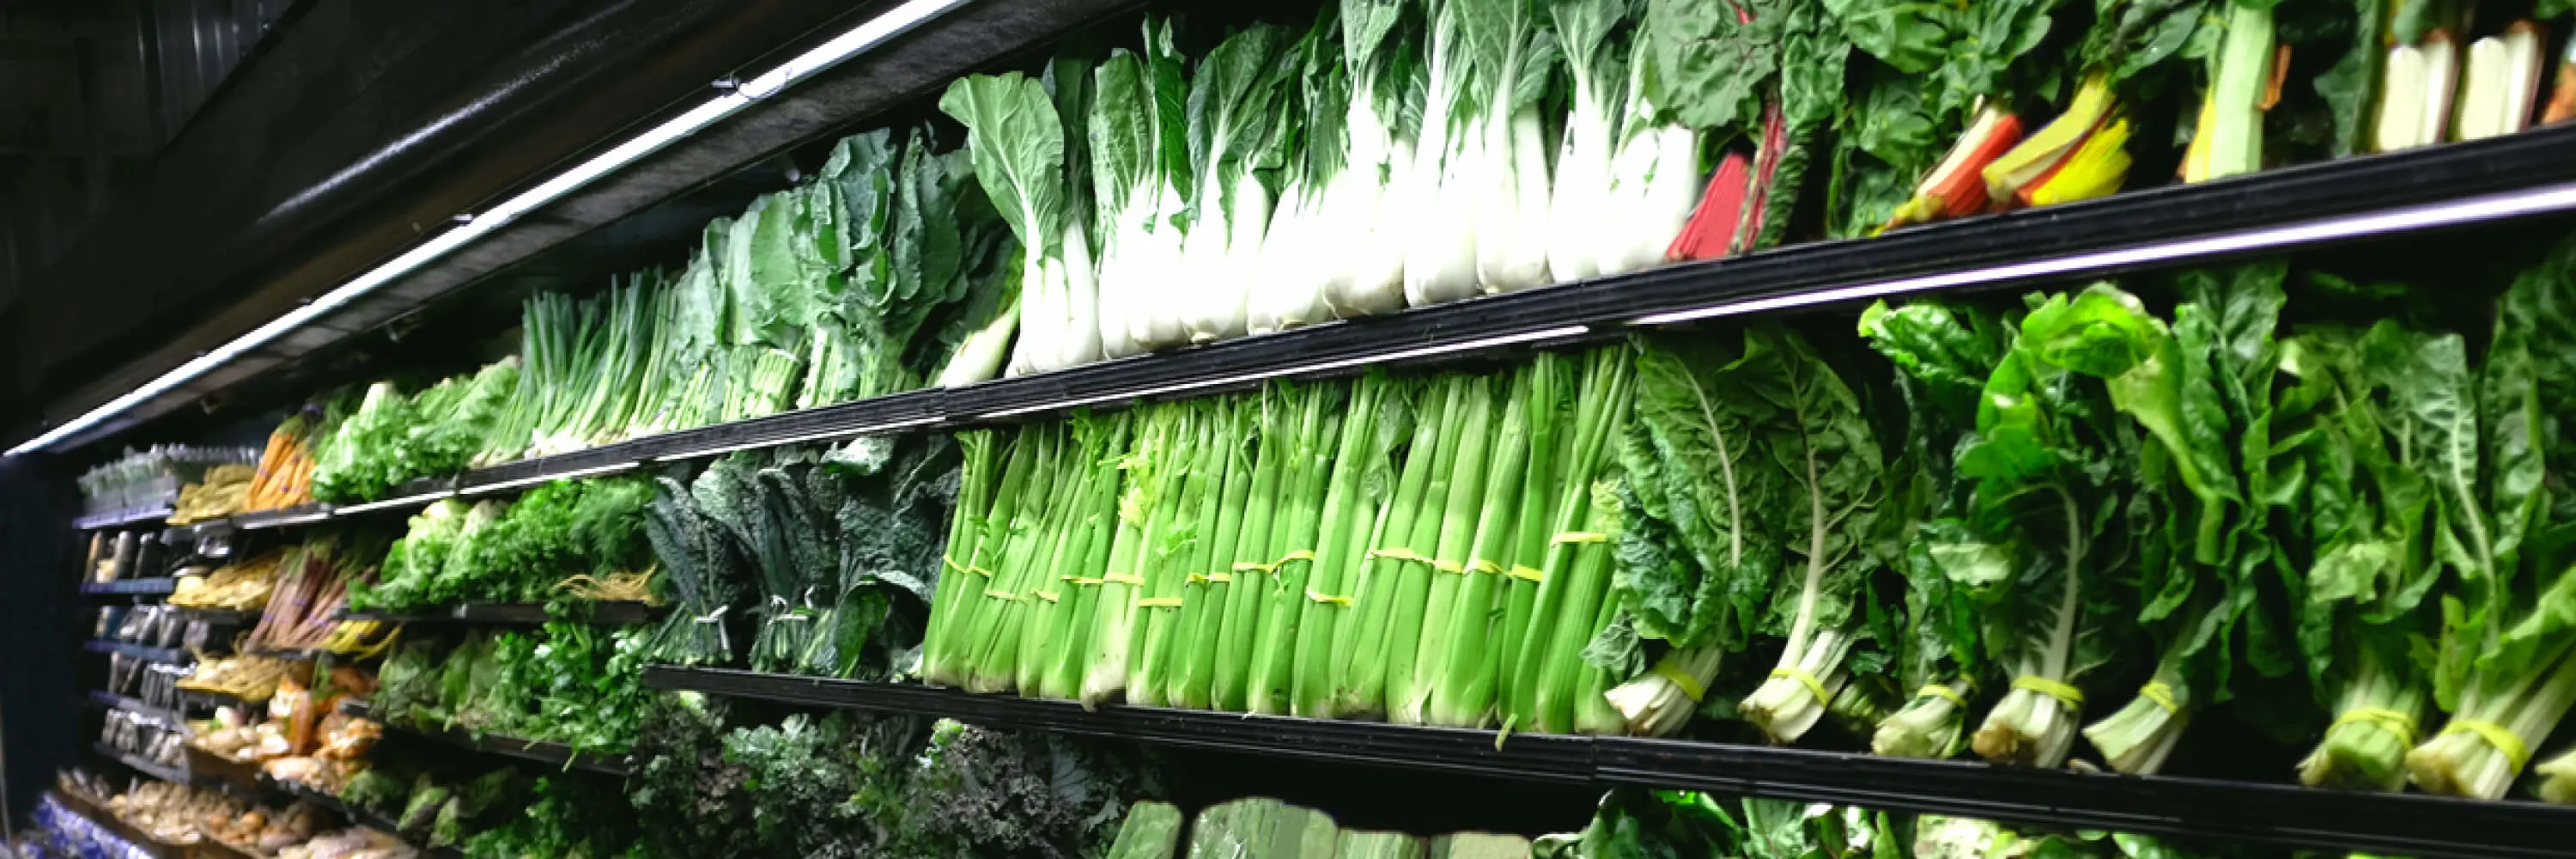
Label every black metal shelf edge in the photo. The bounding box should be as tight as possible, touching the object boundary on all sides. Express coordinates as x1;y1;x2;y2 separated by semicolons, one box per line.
643;667;1595;783
83;639;191;663
1592;737;2576;859
349;702;630;777
649;666;2576;859
231;503;333;530
92;743;190;786
338;601;656;626
86;689;187;723
82;577;179;596
76;505;176;530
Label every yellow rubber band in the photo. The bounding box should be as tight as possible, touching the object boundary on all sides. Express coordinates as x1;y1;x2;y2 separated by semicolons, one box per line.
1655;661;1708;703
1061;576;1105;587
1187;573;1208;584
985;591;1024;602
942;556;968;573
2138;681;2182;715
1769;667;1830;704
1233;561;1278;574
1305;589;1354;606
1136;597;1184;609
970;566;995;578
2012;675;2085;708
1917;684;1970;709
1368;547;1431;564
1469;559;1504;576
2439;718;2531;772
2330;707;2419;748
1035;591;1060;603
1506;566;1545;582
1275;549;1315;564
1104;573;1145;586
1433;559;1465;574
1207;571;1233;583
1552;532;1609;545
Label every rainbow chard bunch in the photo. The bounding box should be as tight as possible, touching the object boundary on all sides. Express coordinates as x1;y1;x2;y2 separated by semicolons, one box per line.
2409;233;2576;801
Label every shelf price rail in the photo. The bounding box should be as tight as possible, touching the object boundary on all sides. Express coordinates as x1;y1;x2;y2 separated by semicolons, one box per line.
644;666;2576;859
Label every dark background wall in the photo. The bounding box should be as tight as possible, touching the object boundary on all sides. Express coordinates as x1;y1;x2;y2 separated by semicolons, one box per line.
0;456;74;832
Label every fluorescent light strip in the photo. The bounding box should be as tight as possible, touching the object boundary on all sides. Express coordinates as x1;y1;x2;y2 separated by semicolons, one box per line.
972;325;1594;422
5;0;968;456
1629;180;2576;327
461;462;637;496
652;416;943;461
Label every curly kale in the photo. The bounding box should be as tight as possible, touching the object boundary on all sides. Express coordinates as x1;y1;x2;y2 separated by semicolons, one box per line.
888;720;1157;858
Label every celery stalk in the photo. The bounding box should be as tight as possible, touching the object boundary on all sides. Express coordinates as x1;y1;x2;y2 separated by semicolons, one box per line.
1333;385;1455;718
1081;407;1176;705
1040;415;1133;699
1426;368;1537;727
1496;355;1578;725
1291;375;1408;718
1171;400;1255;709
1119;405;1200;706
1249;383;1347;715
1506;348;1636;733
921;430;1005;687
1209;391;1291;712
965;425;1069;693
1385;377;1485;724
1151;401;1225;709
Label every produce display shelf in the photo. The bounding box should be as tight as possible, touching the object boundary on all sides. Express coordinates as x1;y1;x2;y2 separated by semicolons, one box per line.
647;666;2576;859
230;503;333;530
345;701;631;777
92;742;191;787
180;688;263;710
169;124;2576;530
49;788;197;859
338;600;657;626
266;776;464;858
85;689;187;724
642;667;1596;784
76;504;176;530
82;639;191;663
178;606;263;624
80;577;179;596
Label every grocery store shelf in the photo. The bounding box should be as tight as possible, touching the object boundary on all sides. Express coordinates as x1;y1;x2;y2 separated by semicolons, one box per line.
92;743;191;786
266;776;463;858
231;503;334;529
158;121;2576;526
76;504;175;530
81;577;179;596
83;639;191;663
647;666;2576;859
85;689;188;724
344;701;630;777
642;667;1596;784
338;600;657;626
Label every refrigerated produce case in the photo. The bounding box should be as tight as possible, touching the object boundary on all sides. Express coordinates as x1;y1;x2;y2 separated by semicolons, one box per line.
10;1;2576;857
